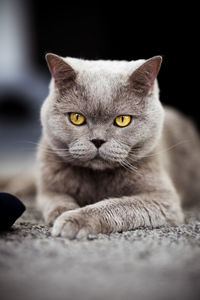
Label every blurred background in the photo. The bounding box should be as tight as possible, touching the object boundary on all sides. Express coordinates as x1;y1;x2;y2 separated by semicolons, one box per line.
0;0;198;174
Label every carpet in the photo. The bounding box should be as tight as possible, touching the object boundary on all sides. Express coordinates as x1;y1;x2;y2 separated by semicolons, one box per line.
0;196;200;300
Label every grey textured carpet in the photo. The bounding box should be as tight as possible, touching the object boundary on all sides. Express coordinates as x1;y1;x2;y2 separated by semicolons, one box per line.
0;196;200;300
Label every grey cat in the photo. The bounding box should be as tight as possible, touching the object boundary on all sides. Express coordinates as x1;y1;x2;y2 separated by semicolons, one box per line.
36;53;200;239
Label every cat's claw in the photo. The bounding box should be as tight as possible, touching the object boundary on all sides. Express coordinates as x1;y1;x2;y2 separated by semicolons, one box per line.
51;210;100;239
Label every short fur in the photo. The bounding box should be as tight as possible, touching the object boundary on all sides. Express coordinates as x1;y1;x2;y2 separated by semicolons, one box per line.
36;54;200;239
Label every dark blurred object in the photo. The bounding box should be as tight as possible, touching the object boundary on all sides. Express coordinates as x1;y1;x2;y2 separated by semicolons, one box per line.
0;192;26;230
0;94;31;122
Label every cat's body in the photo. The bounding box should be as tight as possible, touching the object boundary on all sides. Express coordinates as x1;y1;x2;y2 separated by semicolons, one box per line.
34;54;200;238
161;108;200;206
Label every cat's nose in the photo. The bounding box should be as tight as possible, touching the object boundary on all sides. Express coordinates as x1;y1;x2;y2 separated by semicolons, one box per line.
91;139;106;148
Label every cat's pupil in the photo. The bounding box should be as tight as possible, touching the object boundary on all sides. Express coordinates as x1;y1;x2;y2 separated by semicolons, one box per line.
121;116;124;122
76;114;79;121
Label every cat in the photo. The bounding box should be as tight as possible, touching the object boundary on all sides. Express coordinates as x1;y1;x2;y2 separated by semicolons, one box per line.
34;53;200;239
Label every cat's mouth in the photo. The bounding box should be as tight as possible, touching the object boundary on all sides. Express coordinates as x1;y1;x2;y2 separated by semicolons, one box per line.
91;152;104;161
88;153;114;170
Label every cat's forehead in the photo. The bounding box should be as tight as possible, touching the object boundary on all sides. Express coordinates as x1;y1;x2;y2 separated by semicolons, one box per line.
64;57;145;114
65;57;145;75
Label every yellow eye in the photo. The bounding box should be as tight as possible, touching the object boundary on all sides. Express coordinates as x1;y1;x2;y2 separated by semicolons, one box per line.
114;115;132;127
69;113;86;125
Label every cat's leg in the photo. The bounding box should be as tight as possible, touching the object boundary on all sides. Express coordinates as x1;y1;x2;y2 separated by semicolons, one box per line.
37;192;80;225
52;190;184;239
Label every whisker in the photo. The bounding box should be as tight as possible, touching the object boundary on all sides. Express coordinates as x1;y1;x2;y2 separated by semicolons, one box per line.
119;158;142;176
16;140;69;151
118;160;130;172
132;139;190;159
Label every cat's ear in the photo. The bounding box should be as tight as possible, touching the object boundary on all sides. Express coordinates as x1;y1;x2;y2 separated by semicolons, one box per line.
129;56;162;96
45;53;76;89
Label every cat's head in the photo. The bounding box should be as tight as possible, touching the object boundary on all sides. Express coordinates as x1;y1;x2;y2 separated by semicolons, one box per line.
41;54;164;170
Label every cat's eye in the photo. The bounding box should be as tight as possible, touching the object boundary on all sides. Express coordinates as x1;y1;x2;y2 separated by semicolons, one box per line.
114;115;132;127
69;113;86;125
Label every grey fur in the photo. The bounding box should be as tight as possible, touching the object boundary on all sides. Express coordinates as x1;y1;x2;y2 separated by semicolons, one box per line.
36;54;200;239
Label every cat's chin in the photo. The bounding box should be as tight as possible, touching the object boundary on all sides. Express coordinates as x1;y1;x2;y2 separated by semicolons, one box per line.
87;158;113;170
73;157;119;170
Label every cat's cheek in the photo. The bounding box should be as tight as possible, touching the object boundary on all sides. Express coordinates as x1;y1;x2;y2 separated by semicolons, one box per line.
51;210;101;239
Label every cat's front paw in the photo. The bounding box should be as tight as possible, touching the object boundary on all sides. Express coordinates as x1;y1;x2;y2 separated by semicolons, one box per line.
45;203;79;226
51;209;101;239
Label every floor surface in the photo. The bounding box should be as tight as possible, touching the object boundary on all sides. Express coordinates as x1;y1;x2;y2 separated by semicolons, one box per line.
0;196;200;300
